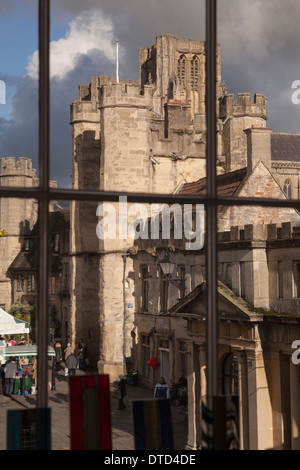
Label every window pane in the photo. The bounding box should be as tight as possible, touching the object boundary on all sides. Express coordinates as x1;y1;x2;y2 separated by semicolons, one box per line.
216;201;300;449
218;0;300;202
49;1;206;190
0;2;38;188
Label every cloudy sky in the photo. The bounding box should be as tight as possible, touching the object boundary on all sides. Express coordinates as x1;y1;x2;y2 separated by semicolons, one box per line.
0;0;300;188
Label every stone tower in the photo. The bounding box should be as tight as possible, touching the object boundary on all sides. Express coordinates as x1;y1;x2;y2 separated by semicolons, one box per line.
69;34;267;378
219;92;268;172
0;157;39;310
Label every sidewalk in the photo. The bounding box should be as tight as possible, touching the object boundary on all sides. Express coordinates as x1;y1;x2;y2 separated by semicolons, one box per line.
10;369;188;450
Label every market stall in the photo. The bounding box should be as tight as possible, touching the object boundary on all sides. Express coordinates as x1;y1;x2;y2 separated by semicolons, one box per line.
2;345;55;395
3;345;55;362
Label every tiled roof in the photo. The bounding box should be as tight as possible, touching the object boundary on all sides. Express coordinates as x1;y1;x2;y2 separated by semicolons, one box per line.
271;133;300;162
178;167;247;197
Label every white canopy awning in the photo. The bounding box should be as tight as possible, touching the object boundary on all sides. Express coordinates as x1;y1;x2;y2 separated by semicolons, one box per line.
0;307;30;335
3;345;55;357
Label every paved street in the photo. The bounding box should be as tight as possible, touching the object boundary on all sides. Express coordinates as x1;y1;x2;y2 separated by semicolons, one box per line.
0;369;188;451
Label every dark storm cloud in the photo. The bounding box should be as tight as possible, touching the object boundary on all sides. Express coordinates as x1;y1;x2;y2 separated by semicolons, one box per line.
217;0;300;133
0;50;115;188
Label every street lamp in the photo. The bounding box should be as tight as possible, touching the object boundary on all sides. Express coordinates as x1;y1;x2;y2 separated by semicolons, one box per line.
158;250;185;290
158;250;176;277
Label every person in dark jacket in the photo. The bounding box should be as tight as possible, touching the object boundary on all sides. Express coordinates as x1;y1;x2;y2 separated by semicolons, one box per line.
0;363;6;393
66;353;79;376
117;374;127;410
54;342;63;371
78;342;88;371
4;357;17;397
154;377;170;399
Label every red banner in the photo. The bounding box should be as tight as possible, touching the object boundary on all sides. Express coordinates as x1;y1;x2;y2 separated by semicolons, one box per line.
69;374;112;450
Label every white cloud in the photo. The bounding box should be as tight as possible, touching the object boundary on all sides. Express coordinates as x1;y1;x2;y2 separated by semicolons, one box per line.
27;10;116;80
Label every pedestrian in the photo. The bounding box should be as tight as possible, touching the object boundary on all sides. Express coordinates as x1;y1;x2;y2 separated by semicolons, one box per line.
8;337;16;346
48;357;55;391
32;357;37;389
154;377;170;399
54;342;63;371
117;374;127;410
64;342;72;360
79;342;89;371
64;342;73;376
65;353;79;377
17;336;26;346
3;357;17;397
78;338;84;351
0;363;5;393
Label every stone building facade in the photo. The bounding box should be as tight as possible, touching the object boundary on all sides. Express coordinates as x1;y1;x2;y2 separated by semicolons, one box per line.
0;156;69;342
69;34;226;374
68;33;300;378
0;157;39;311
131;214;300;449
7;208;70;342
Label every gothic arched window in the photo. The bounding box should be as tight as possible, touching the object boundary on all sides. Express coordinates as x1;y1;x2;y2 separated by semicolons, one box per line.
190;55;199;89
283;179;292;199
177;55;186;85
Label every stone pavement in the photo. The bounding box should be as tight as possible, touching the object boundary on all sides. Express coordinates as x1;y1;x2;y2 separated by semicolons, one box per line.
0;369;188;450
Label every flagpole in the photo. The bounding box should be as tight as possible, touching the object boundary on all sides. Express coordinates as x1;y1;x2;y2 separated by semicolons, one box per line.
116;40;119;83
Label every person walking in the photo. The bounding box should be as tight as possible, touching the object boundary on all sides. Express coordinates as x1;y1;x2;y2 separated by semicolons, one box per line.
78;342;89;371
65;353;79;377
64;342;72;361
117;374;127;410
64;342;73;376
54;342;63;371
3;357;17;397
154;377;170;399
32;357;37;389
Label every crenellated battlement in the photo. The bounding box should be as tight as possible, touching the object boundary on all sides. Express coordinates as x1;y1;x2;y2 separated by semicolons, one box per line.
219;92;267;120
0;157;38;180
218;221;300;243
100;81;153;109
71;77;154;123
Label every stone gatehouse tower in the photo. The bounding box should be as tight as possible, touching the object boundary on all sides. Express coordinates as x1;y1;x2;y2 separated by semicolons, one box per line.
69;34;268;378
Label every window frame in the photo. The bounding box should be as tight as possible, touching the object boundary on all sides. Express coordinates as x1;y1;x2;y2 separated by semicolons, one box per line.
4;0;300;417
283;179;292;199
17;274;24;292
141;265;149;311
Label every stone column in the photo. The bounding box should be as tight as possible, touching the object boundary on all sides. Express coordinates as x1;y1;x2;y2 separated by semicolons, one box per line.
290;359;300;449
235;350;249;450
246;345;274;449
186;343;201;450
264;350;284;449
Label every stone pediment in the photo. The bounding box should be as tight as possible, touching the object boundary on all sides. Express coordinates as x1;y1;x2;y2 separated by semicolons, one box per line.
169;280;264;322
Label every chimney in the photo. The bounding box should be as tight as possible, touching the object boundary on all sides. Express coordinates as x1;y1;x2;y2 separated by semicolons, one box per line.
244;126;272;174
